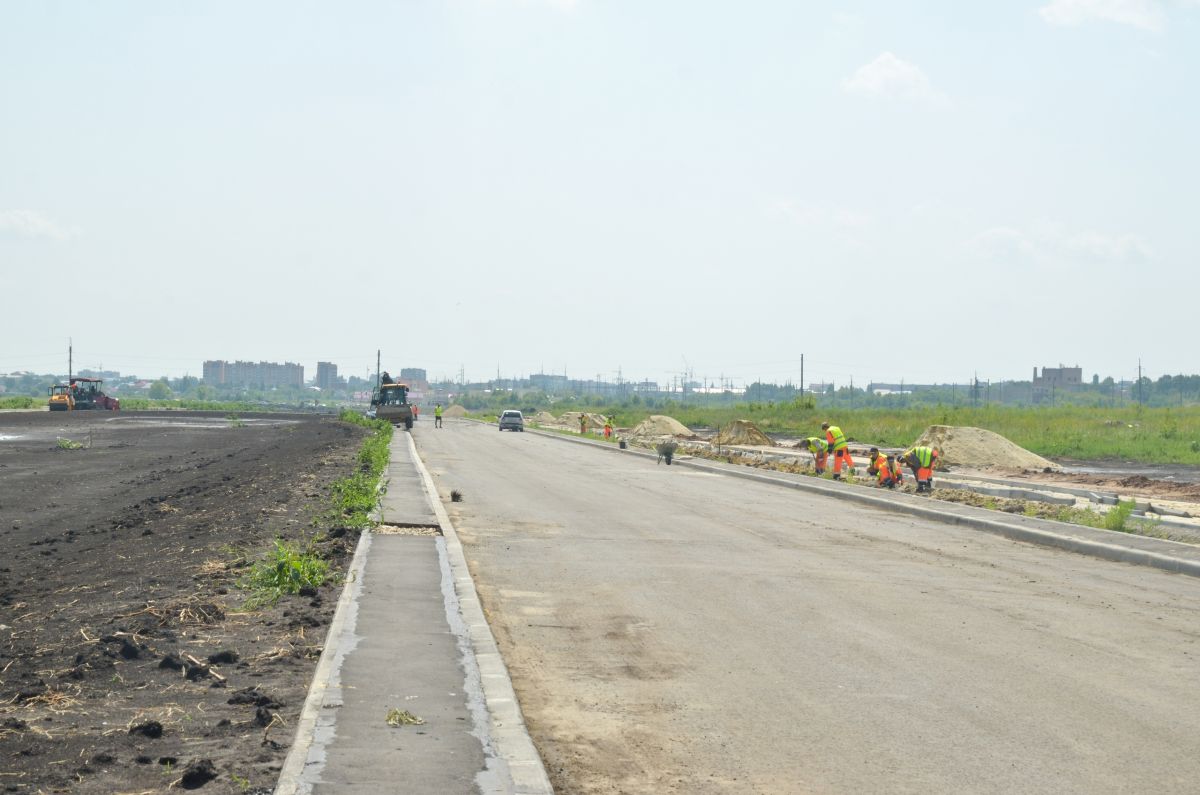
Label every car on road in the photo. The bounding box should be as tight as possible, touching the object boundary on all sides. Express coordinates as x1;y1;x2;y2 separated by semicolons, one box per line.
498;410;525;432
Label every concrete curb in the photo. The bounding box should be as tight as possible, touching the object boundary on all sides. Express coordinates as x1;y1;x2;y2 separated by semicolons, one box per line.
406;432;554;795
274;519;372;795
525;425;1200;579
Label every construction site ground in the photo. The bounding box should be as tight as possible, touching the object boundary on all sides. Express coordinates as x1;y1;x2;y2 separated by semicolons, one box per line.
0;410;367;794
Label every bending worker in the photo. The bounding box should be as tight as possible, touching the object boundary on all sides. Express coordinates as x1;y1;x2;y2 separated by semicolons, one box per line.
822;422;854;480
900;446;939;492
867;447;902;489
797;437;830;475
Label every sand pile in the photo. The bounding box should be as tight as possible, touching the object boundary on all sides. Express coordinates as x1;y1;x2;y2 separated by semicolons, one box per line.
914;425;1059;471
532;411;557;424
629;415;695;439
444;405;468;418
558;411;608;430
713;419;775;447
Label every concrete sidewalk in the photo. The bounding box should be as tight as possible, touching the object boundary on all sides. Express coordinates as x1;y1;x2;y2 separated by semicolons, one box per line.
275;431;551;795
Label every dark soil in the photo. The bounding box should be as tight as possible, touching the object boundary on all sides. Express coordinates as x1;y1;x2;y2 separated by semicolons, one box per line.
0;410;365;794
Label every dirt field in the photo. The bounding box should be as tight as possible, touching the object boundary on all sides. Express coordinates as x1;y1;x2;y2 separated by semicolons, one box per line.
0;410;365;794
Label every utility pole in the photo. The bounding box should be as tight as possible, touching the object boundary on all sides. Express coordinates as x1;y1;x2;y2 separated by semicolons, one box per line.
69;338;73;383
376;349;380;390
800;354;805;398
1137;358;1143;404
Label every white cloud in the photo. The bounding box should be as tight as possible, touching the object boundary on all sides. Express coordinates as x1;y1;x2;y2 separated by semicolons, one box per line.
1038;0;1166;32
770;200;871;230
842;52;946;105
0;209;79;240
970;223;1150;264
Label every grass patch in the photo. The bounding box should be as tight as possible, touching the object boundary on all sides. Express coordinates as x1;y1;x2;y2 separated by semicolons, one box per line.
323;410;393;529
0;396;39;409
241;539;331;608
55;437;84;450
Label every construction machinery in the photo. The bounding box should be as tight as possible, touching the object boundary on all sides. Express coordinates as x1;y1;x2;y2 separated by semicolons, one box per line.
68;377;120;411
371;383;414;429
48;384;75;411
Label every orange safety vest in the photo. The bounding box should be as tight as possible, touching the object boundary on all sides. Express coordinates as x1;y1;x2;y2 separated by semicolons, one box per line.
825;426;848;451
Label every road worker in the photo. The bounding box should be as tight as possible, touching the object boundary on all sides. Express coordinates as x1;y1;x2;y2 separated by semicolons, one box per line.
822;422;855;480
604;416;613;439
867;447;900;489
900;446;939;492
797;437;830;475
434;403;444;428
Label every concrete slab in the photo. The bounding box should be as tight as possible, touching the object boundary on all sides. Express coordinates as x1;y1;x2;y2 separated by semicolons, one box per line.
380;430;438;526
307;534;485;794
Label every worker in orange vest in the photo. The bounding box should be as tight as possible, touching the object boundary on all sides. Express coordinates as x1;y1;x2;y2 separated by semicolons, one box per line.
797;437;829;475
867;448;901;488
901;446;939;492
822;422;855;480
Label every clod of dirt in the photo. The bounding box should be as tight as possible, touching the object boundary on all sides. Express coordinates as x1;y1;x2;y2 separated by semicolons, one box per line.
227;687;282;709
3;718;29;731
159;653;185;671
180;758;218;789
185;662;210;681
129;720;164;739
254;706;275;726
207;650;239;665
135;755;153;764
16;683;47;702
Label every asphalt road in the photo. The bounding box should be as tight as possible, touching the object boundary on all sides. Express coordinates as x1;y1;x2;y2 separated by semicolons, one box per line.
417;420;1200;795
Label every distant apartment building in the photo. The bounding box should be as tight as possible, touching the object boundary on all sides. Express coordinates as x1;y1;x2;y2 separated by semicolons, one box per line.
203;360;304;388
399;367;426;383
316;361;338;391
1033;364;1082;403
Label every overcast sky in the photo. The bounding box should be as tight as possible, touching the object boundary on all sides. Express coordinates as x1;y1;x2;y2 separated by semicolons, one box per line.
2;1;1197;388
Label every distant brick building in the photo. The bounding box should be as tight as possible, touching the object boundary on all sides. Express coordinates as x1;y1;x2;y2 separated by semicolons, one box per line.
203;360;304;389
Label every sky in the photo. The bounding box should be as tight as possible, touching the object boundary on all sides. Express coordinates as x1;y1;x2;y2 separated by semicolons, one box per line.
2;0;1197;389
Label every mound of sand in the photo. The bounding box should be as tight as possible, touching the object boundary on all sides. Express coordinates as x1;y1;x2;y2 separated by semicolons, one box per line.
444;405;468;418
532;411;557;424
629;415;695;439
557;411;608;430
914;425;1059;471
713;419;774;447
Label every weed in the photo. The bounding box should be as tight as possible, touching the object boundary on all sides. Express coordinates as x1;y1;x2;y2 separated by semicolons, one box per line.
226;413;246;428
321;411;393;529
241;540;330;608
1103;500;1137;533
56;437;84;450
450;490;463;503
385;708;425;727
231;773;251;792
